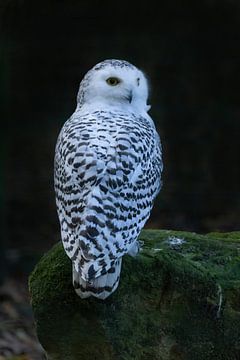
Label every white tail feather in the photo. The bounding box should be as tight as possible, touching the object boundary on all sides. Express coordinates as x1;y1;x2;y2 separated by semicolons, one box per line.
72;258;122;300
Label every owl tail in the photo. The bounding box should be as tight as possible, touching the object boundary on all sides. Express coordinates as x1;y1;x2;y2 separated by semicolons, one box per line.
72;258;122;300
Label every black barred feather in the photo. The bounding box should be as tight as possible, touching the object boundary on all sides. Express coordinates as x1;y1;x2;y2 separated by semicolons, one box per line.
73;258;122;299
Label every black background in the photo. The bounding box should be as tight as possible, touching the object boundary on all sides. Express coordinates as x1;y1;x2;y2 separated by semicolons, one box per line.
1;0;240;262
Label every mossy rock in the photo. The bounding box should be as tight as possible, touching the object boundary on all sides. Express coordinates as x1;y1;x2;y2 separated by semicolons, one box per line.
29;229;240;360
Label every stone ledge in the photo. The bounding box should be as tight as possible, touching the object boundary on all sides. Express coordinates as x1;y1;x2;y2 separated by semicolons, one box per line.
29;230;240;360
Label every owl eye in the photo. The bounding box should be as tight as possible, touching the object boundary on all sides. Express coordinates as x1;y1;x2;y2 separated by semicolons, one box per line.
106;77;121;86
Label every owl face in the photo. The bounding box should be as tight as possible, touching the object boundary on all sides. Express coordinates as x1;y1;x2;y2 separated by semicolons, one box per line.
77;60;150;112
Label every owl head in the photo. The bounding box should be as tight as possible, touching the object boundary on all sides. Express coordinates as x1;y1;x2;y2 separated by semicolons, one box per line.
77;59;150;113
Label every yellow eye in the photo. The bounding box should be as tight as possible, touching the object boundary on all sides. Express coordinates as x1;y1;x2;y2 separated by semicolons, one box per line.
106;77;121;86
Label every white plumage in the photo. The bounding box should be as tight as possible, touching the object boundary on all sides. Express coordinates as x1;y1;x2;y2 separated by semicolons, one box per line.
54;59;163;299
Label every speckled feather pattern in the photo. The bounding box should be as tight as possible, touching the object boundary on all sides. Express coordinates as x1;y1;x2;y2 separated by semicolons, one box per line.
54;59;163;299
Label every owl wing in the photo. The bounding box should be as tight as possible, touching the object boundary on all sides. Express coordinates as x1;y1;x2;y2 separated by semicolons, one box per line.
54;111;162;281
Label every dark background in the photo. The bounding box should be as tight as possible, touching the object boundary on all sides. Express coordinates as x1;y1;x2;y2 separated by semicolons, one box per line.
1;0;240;275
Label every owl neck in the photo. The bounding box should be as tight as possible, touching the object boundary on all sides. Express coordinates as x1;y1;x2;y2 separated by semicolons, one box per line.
76;98;150;116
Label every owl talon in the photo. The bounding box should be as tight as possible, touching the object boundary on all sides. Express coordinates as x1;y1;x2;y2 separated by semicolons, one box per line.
139;240;144;247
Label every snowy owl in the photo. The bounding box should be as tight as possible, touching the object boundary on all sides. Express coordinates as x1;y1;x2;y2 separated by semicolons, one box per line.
54;59;163;300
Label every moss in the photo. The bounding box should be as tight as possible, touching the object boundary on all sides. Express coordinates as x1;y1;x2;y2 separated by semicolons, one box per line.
29;230;240;360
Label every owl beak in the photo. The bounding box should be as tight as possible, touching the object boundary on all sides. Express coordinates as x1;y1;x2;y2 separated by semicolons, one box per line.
127;90;133;103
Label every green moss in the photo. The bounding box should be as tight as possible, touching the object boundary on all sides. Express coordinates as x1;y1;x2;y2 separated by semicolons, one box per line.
29;230;240;360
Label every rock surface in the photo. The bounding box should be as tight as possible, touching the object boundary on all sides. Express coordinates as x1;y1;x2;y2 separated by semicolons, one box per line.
29;230;240;360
